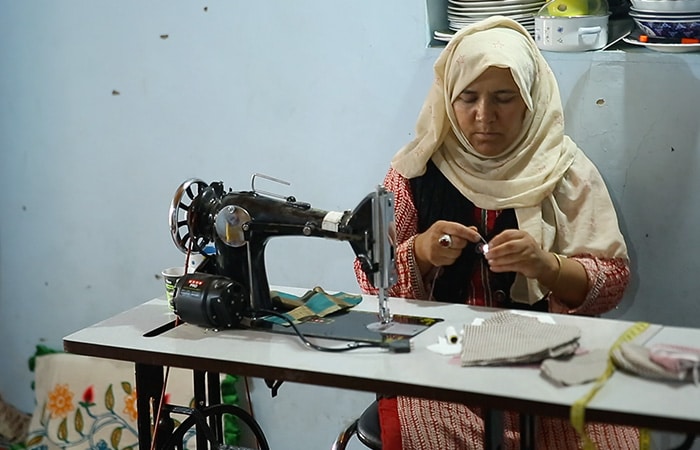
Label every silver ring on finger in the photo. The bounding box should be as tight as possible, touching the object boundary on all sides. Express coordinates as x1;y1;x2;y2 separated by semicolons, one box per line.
438;233;452;248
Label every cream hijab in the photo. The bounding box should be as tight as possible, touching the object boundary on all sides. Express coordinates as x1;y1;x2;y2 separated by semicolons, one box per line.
392;16;628;304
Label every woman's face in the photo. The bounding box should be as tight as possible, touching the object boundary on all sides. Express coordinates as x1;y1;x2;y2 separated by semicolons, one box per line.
452;66;528;157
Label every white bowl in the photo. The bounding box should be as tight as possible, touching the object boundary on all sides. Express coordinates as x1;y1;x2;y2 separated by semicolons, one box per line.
630;7;700;17
630;0;700;13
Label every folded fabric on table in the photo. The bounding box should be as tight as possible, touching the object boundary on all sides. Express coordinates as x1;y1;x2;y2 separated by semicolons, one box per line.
460;311;581;366
263;286;363;326
649;343;700;380
612;342;700;384
540;348;609;386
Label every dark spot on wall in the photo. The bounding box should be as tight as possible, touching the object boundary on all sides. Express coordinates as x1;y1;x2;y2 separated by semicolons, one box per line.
645;234;649;238
86;285;92;289
595;98;605;106
671;147;675;152
204;6;208;12
160;34;169;40
112;90;120;96
155;273;163;280
22;205;27;211
44;281;49;286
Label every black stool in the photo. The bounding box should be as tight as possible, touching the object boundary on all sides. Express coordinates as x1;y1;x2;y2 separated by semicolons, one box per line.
331;400;382;450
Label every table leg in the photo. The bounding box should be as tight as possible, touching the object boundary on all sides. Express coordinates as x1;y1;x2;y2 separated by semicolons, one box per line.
135;365;227;450
520;414;535;450
192;370;223;449
484;409;504;450
207;372;222;443
135;363;164;450
193;370;208;450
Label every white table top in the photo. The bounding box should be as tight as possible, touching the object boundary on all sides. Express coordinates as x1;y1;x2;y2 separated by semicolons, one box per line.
63;287;700;434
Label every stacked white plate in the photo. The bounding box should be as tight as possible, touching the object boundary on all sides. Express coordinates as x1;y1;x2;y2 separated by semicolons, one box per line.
443;0;546;38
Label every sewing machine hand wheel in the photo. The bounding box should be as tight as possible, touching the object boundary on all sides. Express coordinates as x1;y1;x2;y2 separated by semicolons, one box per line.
169;178;211;254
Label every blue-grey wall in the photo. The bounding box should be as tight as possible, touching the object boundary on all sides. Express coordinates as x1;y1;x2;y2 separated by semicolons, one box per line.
2;1;699;449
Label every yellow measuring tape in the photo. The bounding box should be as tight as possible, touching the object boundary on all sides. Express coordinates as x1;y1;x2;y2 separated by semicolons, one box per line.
570;321;651;450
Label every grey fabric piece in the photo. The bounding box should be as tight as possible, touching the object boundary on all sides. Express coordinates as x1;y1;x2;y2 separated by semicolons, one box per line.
540;348;609;386
612;342;692;382
460;311;581;366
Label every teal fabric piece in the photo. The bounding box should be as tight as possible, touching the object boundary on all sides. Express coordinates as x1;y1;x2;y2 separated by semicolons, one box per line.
263;289;362;325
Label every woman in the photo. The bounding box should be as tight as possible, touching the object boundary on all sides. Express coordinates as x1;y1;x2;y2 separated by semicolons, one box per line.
353;16;637;450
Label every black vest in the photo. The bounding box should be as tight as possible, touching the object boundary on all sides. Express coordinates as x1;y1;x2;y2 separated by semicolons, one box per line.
409;161;525;307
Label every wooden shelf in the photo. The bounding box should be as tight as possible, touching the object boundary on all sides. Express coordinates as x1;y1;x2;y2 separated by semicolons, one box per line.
425;2;699;57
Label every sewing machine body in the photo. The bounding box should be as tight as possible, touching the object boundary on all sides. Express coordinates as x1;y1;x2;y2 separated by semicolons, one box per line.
169;177;396;321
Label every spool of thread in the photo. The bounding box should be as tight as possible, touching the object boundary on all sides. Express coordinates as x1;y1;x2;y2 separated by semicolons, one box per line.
445;326;459;344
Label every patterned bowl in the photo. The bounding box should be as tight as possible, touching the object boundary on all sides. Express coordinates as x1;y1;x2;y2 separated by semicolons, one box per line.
632;18;700;38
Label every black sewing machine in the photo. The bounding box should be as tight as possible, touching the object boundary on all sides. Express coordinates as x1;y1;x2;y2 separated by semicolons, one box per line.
167;174;398;331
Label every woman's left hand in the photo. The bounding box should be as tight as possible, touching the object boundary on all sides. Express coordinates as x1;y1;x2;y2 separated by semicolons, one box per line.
484;229;555;280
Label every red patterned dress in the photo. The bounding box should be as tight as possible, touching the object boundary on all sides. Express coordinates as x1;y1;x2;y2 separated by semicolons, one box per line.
353;167;637;450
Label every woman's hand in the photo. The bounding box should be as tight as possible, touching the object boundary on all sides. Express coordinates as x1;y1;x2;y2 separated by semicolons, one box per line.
485;229;554;280
413;220;484;275
486;229;588;306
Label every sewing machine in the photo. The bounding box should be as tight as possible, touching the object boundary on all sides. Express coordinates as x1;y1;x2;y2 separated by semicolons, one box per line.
168;174;397;330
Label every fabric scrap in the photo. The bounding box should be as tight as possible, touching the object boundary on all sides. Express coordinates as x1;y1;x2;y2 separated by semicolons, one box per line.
612;342;700;384
264;287;362;326
540;348;609;386
460;311;580;366
649;343;700;383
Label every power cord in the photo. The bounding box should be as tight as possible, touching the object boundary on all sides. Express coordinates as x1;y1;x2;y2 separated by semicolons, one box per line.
257;309;411;353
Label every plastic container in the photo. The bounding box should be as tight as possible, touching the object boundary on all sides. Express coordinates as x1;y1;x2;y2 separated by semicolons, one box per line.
534;0;611;51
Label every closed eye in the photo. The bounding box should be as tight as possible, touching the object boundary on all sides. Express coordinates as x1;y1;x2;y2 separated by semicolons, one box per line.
457;91;520;104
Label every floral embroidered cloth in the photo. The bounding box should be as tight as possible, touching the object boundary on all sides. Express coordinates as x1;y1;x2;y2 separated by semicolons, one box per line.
25;353;197;450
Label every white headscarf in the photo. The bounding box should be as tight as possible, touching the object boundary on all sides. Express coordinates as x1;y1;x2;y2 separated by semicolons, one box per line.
392;16;628;304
